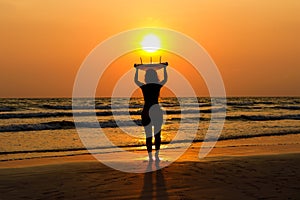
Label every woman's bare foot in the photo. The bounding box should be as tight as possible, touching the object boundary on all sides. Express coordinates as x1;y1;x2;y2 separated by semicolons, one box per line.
155;151;160;162
148;152;153;162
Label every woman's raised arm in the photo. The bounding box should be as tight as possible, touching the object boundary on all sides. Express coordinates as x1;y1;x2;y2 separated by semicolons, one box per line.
134;68;143;87
159;66;168;85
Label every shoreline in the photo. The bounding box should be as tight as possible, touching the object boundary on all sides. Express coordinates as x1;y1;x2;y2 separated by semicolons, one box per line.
1;133;300;169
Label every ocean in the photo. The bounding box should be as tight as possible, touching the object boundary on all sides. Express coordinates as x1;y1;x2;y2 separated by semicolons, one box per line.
0;97;300;161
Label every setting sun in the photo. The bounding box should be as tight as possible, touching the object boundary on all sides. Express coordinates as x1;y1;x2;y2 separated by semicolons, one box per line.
141;34;161;53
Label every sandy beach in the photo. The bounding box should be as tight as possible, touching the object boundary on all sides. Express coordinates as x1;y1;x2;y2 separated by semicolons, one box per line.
1;134;300;200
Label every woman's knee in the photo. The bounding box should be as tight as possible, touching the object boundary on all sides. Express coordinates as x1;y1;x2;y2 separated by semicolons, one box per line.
144;126;152;138
154;126;161;136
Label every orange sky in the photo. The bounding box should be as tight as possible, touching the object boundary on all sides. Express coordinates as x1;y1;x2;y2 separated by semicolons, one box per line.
0;0;299;97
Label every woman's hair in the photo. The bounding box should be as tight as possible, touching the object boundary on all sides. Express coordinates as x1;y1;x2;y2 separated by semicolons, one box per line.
145;69;159;83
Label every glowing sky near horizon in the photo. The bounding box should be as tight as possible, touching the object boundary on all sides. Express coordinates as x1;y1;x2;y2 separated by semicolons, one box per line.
0;0;299;97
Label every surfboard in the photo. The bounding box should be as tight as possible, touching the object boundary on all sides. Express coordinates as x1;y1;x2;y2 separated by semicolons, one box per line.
134;62;168;71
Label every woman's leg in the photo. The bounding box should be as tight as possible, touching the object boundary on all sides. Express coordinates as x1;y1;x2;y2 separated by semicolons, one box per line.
142;109;153;156
154;125;162;161
149;105;163;151
144;125;153;153
154;125;161;151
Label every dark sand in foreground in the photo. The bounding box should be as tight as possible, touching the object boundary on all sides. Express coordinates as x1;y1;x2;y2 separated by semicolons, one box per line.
1;135;300;200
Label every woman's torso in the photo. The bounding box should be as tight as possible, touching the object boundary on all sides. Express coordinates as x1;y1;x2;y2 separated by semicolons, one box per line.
140;83;162;109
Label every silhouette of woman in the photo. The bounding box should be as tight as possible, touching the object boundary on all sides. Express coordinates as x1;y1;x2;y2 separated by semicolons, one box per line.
135;66;168;161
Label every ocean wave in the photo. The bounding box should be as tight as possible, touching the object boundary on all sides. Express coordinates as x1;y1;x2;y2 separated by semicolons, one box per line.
272;105;300;110
42;105;97;110
232;106;263;110
39;102;300;111
0;116;212;132
254;101;275;105
0;112;75;119
214;130;300;141
43;103;210;110
42;104;143;110
0;108;226;119
0;121;76;132
192;130;300;143
0;119;145;132
227;102;254;106
226;114;300;121
0;107;17;112
199;103;212;107
4;113;299;133
0;111;130;119
0;146;122;156
226;100;280;107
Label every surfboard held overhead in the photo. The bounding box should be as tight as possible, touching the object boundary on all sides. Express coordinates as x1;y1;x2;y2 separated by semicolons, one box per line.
134;57;168;71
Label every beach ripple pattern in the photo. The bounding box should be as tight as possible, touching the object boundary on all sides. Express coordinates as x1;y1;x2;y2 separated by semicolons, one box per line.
72;28;226;173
